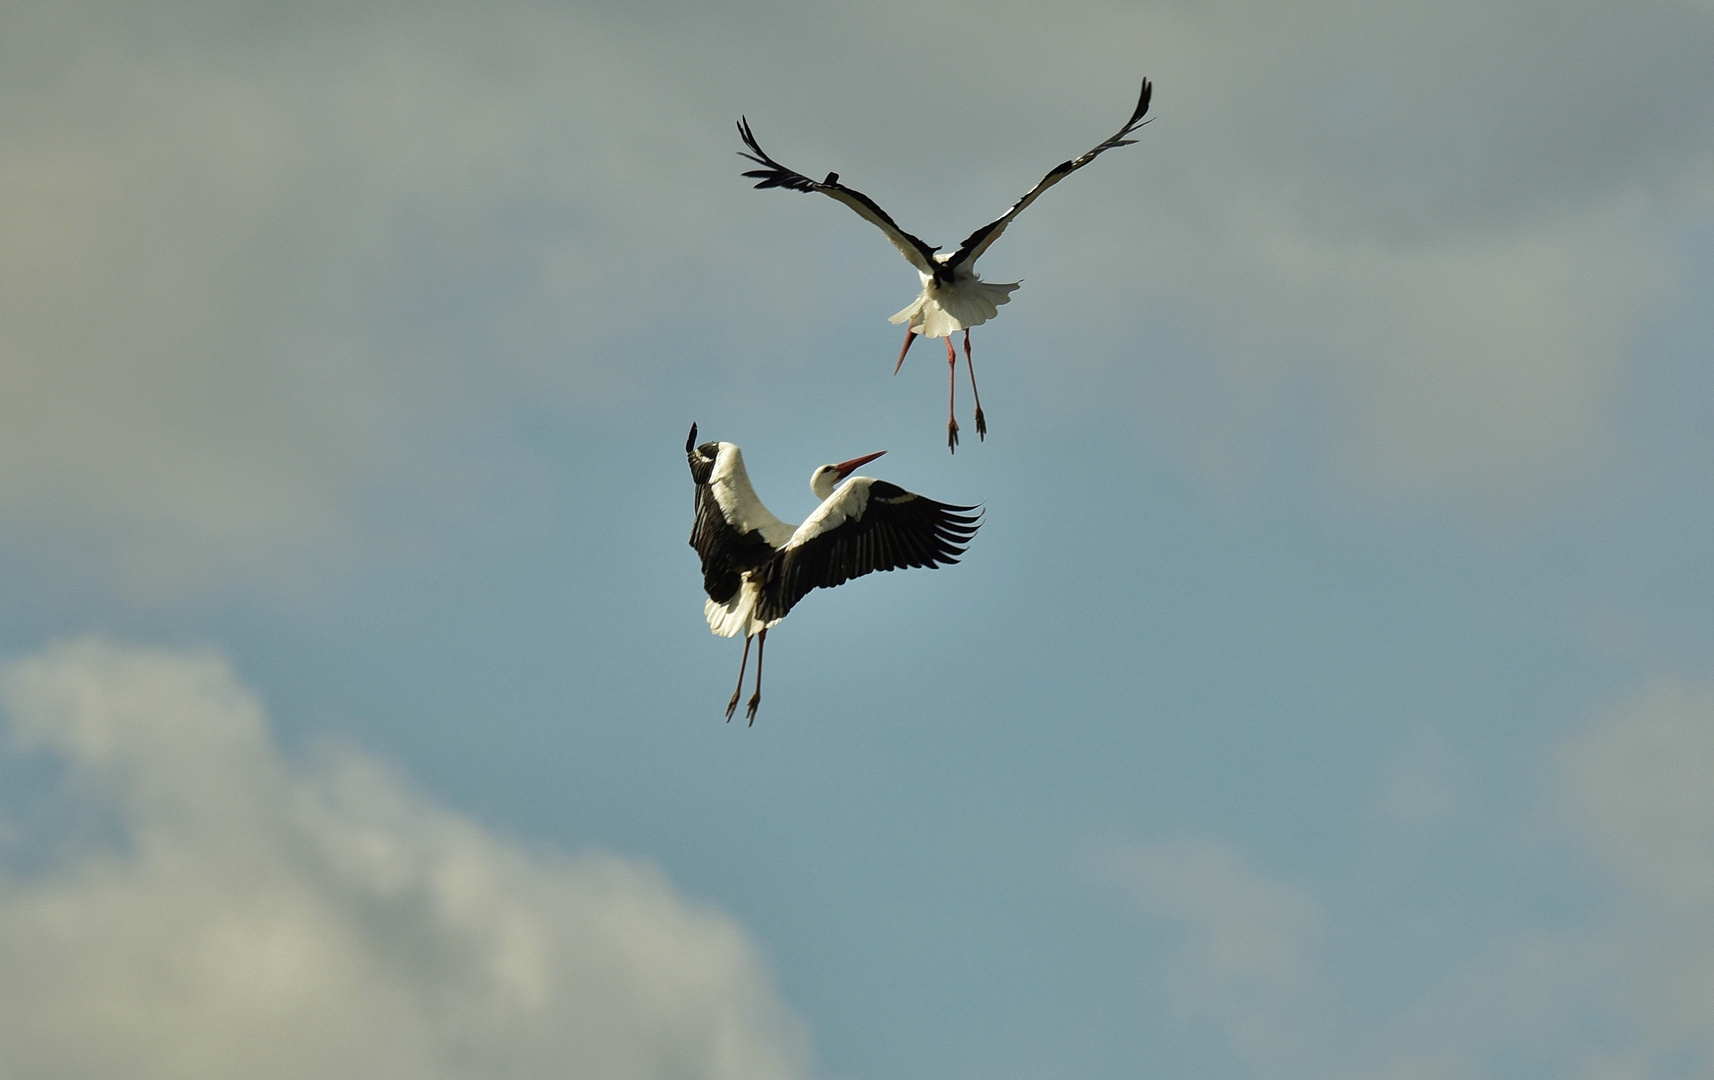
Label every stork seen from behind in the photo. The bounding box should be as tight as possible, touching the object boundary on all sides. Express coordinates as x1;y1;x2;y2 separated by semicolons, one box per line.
737;79;1152;451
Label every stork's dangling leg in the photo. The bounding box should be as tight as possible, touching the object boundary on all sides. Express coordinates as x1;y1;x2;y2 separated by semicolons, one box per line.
945;336;961;453
725;634;753;722
962;330;986;440
894;328;918;374
745;629;767;725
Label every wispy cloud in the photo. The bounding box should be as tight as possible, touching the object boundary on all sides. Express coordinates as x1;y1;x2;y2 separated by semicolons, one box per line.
1102;839;1325;1075
1104;676;1714;1079
0;638;811;1080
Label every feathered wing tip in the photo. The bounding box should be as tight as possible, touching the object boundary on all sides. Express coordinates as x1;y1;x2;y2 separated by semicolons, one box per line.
1121;79;1153;140
1095;80;1155;151
735;117;820;193
927;504;984;563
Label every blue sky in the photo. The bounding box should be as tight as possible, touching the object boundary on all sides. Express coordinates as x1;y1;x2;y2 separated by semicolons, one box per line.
2;1;1713;1077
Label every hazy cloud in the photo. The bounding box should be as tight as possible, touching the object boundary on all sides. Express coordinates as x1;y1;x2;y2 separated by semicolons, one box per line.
4;0;1711;589
1111;677;1714;1079
1104;839;1324;1073
1062;0;1712;495
1340;678;1714;1078
1562;677;1714;904
0;0;751;591
1375;727;1473;826
0;638;811;1080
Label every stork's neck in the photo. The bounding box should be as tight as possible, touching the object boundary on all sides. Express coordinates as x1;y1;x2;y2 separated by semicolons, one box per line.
810;469;838;501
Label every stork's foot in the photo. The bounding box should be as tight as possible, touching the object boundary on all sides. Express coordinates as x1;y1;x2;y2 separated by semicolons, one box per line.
745;691;761;725
947;417;960;453
974;407;987;441
725;689;741;722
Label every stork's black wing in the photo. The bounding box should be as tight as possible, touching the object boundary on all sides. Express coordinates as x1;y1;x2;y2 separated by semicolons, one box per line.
754;479;981;623
943;79;1152;274
687;424;780;604
737;117;942;275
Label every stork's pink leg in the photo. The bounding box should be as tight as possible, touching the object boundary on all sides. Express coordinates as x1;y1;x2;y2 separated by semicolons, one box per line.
745;628;767;725
963;330;986;440
726;634;752;722
945;336;960;453
894;328;918;375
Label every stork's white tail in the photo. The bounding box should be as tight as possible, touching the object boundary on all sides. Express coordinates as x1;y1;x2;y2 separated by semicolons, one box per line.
705;580;781;638
890;278;1019;338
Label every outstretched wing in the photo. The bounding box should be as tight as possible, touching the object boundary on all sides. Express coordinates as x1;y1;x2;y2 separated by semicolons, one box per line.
943;79;1152;274
737;117;941;275
754;478;981;623
686;424;788;604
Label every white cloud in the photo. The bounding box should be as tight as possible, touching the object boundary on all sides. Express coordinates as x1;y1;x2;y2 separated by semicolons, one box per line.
0;638;812;1080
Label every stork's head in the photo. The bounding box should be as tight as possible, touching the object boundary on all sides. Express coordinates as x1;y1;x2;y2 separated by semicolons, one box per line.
810;450;885;500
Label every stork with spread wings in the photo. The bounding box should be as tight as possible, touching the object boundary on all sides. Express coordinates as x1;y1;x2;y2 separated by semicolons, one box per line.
738;79;1152;451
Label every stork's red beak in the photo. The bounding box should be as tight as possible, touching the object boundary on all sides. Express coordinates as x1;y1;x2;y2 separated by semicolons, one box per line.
833;450;886;479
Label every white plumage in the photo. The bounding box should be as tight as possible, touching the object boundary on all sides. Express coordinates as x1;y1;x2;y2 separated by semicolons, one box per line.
686;424;980;723
738;78;1152;450
889;274;1020;341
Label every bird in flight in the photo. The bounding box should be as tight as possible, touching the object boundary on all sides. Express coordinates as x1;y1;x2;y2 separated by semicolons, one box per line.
737;79;1152;451
686;424;981;723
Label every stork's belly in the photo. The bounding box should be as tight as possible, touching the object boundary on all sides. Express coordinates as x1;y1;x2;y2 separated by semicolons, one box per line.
889;278;1020;337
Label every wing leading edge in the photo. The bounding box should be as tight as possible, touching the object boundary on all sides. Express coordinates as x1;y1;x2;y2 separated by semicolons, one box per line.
944;79;1152;273
737;118;941;275
754;478;981;623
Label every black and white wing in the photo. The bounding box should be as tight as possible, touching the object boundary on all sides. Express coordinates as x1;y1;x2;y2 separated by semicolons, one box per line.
754;477;981;623
737;118;941;276
687;424;794;604
942;79;1152;275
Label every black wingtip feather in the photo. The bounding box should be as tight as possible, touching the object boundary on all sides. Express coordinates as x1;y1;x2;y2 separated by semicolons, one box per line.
749;495;982;624
1100;78;1154;148
736;117;822;193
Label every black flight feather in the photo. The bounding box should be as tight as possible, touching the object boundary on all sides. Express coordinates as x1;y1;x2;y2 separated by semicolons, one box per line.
753;484;981;623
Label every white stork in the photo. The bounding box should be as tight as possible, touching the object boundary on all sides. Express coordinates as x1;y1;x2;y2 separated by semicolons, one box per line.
737;79;1152;451
686;423;981;723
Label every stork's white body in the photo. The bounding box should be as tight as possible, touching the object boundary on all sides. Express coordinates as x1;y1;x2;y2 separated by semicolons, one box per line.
697;441;922;638
703;469;881;638
686;425;980;721
698;442;793;639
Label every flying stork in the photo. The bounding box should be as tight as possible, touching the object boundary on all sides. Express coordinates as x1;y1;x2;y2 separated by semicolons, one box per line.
686;423;981;723
737;78;1152;451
